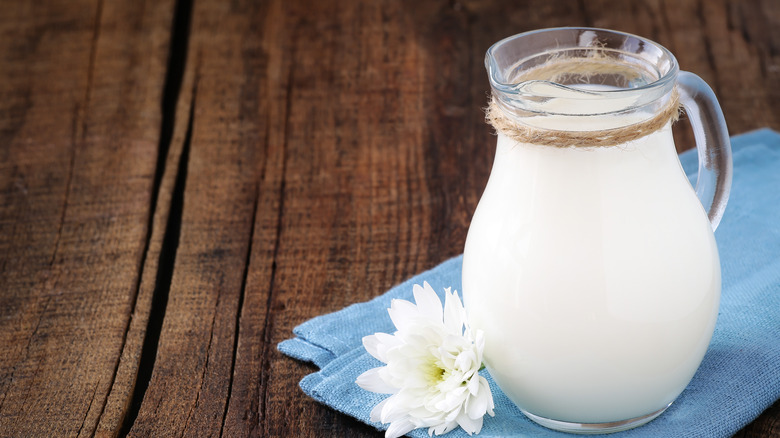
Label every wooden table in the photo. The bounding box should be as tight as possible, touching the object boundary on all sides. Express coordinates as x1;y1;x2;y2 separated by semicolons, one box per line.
1;0;778;436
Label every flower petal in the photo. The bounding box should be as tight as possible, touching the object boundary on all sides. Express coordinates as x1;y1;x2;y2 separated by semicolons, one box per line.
455;349;477;374
456;410;483;435
480;376;495;416
363;332;402;363
429;421;457;436
362;335;384;362
433;385;468;412
443;289;466;335
370;398;389;422
356;367;397;394
381;392;420;423
466;373;480;395
413;282;444;323
466;383;488;418
474;329;485;354
388;298;419;332
385;417;417;438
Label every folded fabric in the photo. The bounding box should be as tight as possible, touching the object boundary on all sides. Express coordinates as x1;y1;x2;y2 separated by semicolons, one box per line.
279;129;780;437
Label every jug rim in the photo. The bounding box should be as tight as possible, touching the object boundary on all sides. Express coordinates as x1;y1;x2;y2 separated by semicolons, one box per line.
486;27;679;116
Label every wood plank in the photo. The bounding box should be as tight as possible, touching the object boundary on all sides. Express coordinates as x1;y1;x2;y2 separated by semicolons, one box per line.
262;0;439;433
220;0;290;434
0;0;174;436
94;1;194;435
126;0;273;435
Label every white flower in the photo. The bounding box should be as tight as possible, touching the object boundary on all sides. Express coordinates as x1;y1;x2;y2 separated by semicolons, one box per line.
356;282;495;438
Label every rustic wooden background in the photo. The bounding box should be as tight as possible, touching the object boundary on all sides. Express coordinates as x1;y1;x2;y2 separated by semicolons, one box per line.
1;0;778;436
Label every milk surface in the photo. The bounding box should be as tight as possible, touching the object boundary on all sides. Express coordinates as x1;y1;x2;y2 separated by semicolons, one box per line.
462;121;720;423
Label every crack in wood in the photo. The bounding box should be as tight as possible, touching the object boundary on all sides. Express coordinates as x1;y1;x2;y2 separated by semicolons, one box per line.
49;107;78;266
115;0;195;417
219;185;260;437
76;380;101;438
49;0;104;267
182;279;221;438
258;46;294;438
0;296;51;413
121;92;195;436
118;0;195;427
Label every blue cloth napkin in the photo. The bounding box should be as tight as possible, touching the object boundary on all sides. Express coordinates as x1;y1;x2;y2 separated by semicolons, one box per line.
279;129;780;437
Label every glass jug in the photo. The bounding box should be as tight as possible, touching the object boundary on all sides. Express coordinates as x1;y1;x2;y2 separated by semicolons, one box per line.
462;28;732;434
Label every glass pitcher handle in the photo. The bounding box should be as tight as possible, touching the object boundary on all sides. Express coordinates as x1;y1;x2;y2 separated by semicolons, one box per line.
677;71;733;231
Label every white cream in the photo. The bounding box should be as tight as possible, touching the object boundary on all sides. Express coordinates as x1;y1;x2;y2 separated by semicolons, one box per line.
462;124;720;423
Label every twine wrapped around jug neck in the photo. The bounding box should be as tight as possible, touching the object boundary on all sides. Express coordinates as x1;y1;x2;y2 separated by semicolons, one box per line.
486;57;681;148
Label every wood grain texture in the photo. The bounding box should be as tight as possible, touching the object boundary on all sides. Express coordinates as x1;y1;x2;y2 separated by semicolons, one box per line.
127;0;274;435
0;0;174;436
0;0;778;437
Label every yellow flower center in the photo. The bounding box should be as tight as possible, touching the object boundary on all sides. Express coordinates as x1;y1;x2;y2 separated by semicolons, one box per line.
423;359;447;386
